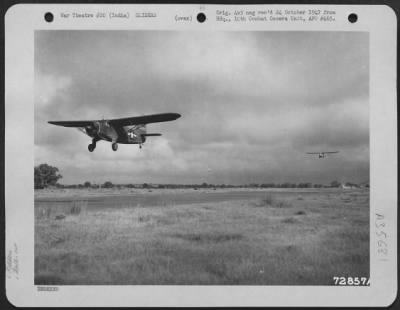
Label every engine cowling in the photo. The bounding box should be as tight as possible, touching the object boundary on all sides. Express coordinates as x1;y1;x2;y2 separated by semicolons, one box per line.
95;121;108;138
85;121;118;142
85;124;97;136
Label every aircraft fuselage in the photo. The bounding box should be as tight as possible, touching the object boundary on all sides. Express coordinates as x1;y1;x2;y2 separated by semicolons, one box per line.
85;121;147;144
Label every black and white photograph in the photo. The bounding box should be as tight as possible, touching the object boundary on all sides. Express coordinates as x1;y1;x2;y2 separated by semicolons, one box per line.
5;4;397;307
34;30;370;285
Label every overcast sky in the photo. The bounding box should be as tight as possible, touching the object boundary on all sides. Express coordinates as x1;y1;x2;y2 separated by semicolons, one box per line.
34;31;369;185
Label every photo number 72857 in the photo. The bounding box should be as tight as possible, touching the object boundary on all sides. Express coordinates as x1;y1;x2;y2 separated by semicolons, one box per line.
333;277;370;286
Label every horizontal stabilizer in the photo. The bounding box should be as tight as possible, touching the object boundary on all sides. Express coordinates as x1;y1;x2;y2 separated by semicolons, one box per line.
142;133;162;137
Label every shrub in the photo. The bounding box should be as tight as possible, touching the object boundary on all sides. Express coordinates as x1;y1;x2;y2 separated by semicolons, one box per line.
257;194;291;208
281;217;299;224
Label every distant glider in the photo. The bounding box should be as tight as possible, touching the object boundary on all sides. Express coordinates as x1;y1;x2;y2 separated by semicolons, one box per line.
49;113;181;152
306;151;339;159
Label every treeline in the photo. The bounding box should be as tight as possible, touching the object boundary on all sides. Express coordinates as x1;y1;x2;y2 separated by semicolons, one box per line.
51;180;366;190
35;163;368;190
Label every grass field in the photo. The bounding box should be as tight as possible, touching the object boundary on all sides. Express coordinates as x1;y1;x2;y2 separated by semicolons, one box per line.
35;188;369;285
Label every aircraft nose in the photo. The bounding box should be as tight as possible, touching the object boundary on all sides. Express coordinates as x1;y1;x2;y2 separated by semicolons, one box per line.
93;121;101;132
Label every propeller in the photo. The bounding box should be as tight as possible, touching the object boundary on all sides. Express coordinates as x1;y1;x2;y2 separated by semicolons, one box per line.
93;121;101;135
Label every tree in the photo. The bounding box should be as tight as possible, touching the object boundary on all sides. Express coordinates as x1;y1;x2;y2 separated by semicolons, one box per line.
34;164;62;189
345;182;360;188
298;182;312;188
84;181;91;188
330;180;341;188
103;181;114;188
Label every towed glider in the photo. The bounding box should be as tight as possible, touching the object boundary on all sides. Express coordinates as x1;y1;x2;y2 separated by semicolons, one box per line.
49;113;181;152
306;151;339;159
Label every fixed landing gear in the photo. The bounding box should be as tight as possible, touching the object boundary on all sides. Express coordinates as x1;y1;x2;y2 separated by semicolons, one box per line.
139;144;142;149
112;142;118;151
88;140;96;152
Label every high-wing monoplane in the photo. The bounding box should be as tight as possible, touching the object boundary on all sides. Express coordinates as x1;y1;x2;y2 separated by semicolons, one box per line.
48;113;181;152
306;151;339;159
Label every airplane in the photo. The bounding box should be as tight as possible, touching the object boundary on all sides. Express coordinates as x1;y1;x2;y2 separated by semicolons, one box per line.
306;151;339;159
48;113;181;152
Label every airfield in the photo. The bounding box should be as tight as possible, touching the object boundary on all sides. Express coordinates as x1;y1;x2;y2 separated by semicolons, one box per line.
35;187;369;285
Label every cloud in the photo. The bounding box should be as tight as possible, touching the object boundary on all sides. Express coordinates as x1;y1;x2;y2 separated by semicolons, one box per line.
35;73;72;107
34;31;369;185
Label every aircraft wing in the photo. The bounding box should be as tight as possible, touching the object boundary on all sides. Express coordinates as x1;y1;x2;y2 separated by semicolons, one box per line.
109;113;181;127
306;152;320;154
48;113;181;128
323;151;339;154
48;120;95;127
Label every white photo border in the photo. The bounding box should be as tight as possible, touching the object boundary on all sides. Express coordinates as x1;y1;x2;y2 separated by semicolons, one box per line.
5;4;397;307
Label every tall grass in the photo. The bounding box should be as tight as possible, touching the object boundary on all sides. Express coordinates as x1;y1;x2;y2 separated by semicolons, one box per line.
70;200;88;215
36;200;88;220
35;189;369;285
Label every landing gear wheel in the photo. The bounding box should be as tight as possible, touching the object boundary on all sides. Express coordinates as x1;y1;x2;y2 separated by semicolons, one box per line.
112;143;118;151
139;144;142;149
88;143;95;152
